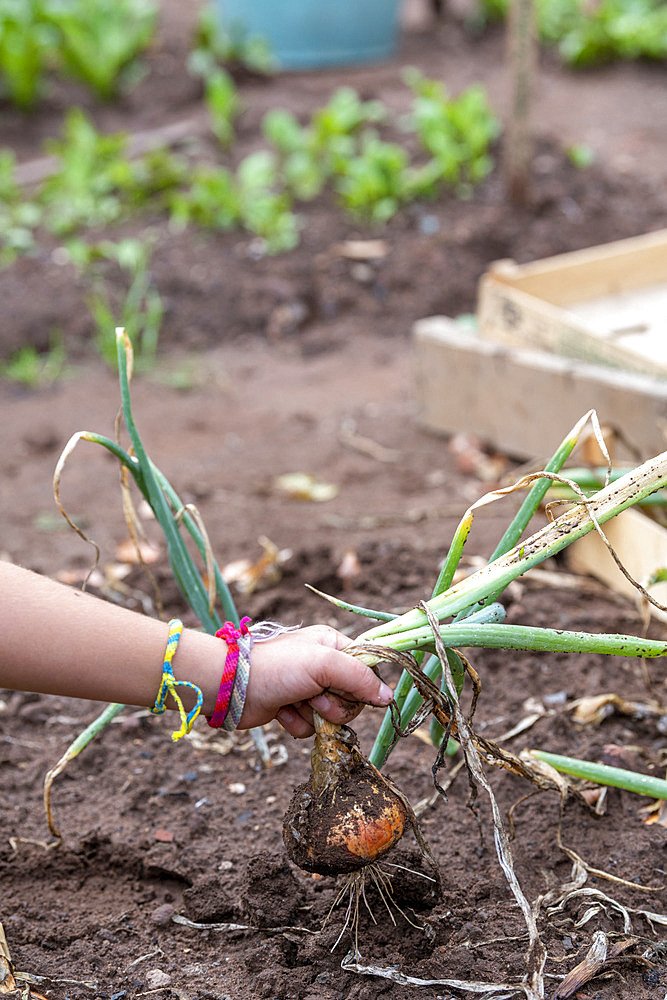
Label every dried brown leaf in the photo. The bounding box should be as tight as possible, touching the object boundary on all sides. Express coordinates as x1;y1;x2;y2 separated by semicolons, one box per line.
571;693;661;726
222;536;290;595
554;931;636;998
639;798;667;826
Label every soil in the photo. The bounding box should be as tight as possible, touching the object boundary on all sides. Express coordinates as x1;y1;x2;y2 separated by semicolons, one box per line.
2;2;667;999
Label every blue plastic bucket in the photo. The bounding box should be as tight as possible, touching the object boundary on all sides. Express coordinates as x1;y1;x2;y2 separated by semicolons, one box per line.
215;0;403;70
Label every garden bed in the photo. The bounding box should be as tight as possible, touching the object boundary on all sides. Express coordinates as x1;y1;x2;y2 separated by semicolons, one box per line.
2;2;667;998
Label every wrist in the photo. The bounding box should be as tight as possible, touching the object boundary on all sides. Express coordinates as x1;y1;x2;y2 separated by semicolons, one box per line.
175;628;229;717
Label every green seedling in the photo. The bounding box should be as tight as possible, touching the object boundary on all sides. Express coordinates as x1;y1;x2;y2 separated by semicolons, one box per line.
0;0;56;108
263;87;386;203
69;237;163;368
236;150;300;253
39;110;186;234
204;67;240;147
40;109;131;235
476;0;667;66
169;163;242;230
0;151;41;268
188;3;276;78
170;152;299;254
403;69;499;195
334;131;411;223
43;0;157;99
0;335;66;387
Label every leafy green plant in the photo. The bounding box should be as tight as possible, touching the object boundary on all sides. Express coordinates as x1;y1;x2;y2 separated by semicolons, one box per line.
0;151;41;267
40;109;131;234
169;163;242;231
42;0;157;99
204;67;240;147
169;152;299;254
236;150;300;253
188;2;276;78
334;131;411;223
262;108;328;200
264;77;498;222
0;0;56;108
0;0;156;108
263;87;386;202
476;0;667;66
553;0;667;65
403;69;499;194
0;335;66;386
69;238;163;368
39;110;186;234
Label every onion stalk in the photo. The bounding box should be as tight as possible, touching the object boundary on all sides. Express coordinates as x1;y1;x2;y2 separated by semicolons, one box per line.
352;435;667;770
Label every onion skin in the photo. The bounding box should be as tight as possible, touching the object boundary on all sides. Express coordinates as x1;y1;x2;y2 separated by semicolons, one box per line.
282;721;408;877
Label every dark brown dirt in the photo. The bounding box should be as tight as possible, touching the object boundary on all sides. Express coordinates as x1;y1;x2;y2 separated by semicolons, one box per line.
2;1;667;998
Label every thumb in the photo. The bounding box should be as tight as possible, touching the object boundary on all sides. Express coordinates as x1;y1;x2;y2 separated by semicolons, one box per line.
315;646;394;706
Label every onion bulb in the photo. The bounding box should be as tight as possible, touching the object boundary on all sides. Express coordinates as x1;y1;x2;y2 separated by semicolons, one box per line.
283;714;408;877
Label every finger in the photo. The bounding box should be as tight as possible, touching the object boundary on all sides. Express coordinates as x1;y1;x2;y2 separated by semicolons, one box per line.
311;648;394;707
309;691;363;724
276;705;315;738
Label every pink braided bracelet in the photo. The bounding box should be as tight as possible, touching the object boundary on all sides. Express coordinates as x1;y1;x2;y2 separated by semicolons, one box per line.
206;617;253;731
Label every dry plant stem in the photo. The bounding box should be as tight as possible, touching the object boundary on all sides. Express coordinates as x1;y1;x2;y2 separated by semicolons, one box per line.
43;702;125;841
421;602;547;1000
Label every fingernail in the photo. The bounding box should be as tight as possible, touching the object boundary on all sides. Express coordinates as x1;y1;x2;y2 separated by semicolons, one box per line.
312;694;331;713
378;682;393;704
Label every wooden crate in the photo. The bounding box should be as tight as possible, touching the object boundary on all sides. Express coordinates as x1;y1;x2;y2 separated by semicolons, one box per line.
477;228;667;378
412;317;667;462
567;506;667;625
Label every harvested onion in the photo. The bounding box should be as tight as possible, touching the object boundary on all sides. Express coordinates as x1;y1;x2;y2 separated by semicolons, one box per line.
283;714;408;877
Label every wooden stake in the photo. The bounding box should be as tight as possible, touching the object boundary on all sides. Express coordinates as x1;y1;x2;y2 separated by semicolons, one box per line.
504;0;537;206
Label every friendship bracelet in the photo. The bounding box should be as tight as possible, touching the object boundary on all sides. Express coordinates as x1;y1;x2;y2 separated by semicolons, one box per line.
206;616;253;731
151;618;204;742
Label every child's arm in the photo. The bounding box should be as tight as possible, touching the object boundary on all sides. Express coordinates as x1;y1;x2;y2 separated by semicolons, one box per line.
0;561;392;737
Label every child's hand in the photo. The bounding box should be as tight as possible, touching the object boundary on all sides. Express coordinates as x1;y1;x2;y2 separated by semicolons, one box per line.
239;625;393;737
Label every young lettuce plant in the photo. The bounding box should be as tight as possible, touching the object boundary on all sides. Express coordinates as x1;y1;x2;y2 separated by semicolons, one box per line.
476;0;667;66
0;0;56;109
334;132;411;224
43;0;157;99
169;152;299;254
263;87;386;203
403;69;499;195
40;110;132;235
187;2;276;79
204;67;241;148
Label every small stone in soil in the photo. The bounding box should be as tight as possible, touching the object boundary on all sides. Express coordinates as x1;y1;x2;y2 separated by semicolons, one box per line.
150;902;175;926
